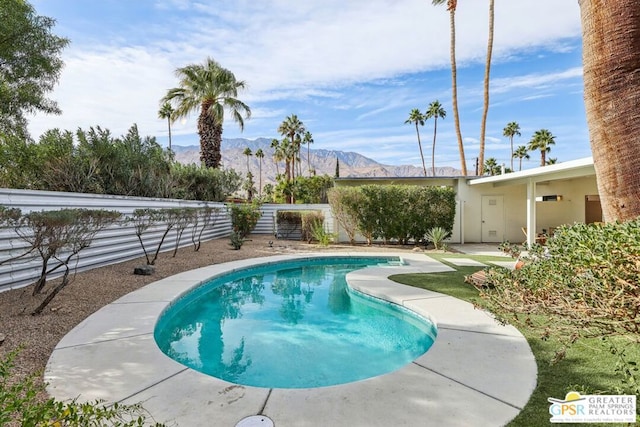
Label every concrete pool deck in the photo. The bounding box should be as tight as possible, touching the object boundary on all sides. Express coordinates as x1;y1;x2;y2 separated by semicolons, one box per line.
45;252;536;426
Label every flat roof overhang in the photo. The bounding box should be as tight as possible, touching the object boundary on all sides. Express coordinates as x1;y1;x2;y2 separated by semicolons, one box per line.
467;157;595;187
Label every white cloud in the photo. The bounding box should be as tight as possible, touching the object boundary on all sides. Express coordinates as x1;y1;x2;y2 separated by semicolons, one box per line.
27;0;583;167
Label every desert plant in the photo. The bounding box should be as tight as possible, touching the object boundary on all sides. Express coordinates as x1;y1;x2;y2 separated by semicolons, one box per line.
132;208;181;265
229;202;261;238
0;350;164;426
229;231;245;250
425;226;450;250
310;222;336;246
191;206;221;251
327;187;360;245
301;211;324;243
11;209;121;314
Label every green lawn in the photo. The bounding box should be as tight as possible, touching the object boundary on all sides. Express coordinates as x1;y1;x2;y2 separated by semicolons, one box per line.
389;253;639;427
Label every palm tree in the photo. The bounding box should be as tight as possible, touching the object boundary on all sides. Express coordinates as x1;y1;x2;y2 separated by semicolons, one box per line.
270;138;281;177
512;145;529;171
528;129;556;166
404;108;427;176
478;0;495;176
158;102;174;152
242;147;252;175
425;101;446;177
580;0;640;221
546;157;558;165
303;131;314;176
503;122;521;171
255;148;264;197
483;157;500;176
162;57;251;168
277;115;305;183
432;0;467;176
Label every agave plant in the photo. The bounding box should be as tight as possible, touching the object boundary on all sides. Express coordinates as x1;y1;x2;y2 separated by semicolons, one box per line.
425;227;450;250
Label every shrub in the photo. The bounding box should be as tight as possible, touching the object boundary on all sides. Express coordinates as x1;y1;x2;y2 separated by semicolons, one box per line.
479;220;640;397
301;211;324;243
425;226;450;250
310;222;336;246
12;208;122;314
327;185;456;245
229;202;262;238
327;187;360;244
0;350;165;426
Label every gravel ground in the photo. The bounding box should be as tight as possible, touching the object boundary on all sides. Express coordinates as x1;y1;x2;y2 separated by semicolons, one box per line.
0;235;416;396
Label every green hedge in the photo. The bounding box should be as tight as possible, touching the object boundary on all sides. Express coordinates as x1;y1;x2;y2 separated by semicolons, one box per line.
328;185;456;244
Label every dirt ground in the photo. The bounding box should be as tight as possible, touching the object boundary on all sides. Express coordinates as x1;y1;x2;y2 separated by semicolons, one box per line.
0;234;421;390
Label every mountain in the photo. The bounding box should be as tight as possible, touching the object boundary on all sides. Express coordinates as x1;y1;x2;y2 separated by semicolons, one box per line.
172;138;461;184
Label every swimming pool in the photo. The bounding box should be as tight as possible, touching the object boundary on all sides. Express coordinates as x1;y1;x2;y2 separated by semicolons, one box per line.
154;256;437;389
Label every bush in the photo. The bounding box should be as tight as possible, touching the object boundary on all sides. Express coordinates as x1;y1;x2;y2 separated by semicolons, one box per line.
301;211;325;243
170;163;242;201
425;226;450;250
328;185;456;245
479;220;640;397
229;202;262;238
0;350;164;426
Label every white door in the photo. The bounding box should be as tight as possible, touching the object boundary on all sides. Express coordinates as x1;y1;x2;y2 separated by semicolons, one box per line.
481;195;504;242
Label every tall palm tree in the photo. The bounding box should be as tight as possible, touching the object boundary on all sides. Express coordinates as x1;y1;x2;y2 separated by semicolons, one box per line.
158;102;174;152
478;0;495;176
425;101;446;177
277;115;305;182
162;57;251;168
580;0;640;221
404;108;427;176
255;148;264;197
242;147;252;175
303;131;314;176
503;122;521;171
512;145;529;171
270;138;281;177
528;129;555;167
432;0;467;176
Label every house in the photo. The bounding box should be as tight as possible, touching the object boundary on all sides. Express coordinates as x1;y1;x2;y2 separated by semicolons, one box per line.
335;157;601;245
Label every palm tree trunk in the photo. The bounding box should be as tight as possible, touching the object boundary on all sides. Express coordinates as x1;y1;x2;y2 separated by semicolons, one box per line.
478;0;495;176
415;123;427;176
448;9;468;176
519;157;523;171
258;160;262;197
432;118;438;176
167;117;173;152
580;0;640;222
540;150;545;167
510;137;514;171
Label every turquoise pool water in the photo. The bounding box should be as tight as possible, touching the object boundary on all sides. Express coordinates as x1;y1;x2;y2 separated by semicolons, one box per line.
154;257;437;388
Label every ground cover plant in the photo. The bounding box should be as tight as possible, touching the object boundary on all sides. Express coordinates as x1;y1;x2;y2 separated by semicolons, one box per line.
391;249;640;426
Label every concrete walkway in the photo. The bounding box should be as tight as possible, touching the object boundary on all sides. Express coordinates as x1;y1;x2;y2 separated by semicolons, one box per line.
45;252;536;427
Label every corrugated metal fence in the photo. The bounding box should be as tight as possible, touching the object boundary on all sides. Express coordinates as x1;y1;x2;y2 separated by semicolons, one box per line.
0;189;335;292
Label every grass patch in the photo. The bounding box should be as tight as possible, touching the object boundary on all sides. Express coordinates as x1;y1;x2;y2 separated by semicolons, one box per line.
390;253;639;427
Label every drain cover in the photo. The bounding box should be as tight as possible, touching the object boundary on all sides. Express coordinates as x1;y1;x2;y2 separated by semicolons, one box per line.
235;415;275;427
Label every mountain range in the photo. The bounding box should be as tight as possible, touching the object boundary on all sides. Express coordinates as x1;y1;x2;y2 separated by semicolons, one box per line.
172;138;462;185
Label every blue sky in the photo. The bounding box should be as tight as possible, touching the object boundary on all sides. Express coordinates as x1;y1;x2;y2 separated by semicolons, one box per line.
29;0;587;171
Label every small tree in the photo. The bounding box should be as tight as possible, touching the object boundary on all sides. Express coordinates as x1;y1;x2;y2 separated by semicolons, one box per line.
132;208;181;265
12;209;121;314
191;206;221;251
327;188;359;245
